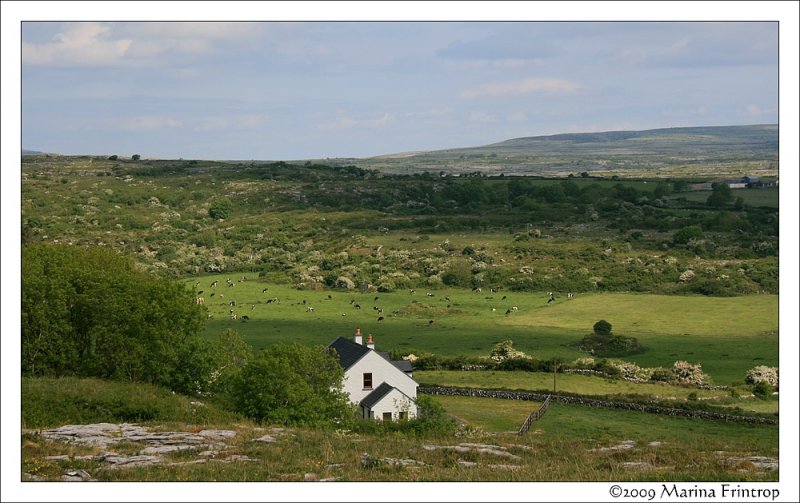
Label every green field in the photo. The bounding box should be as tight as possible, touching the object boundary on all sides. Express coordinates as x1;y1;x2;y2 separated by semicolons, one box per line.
415;371;779;414
189;276;778;386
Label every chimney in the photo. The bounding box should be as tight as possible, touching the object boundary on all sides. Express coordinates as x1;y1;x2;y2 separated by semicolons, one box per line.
367;334;375;350
353;328;363;345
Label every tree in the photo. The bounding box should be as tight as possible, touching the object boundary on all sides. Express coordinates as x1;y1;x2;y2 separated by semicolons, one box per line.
22;244;209;393
707;183;733;207
231;343;350;426
672;225;704;245
131;154;141;160
593;320;612;337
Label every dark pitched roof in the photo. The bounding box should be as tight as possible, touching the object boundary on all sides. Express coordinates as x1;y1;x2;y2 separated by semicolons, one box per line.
359;382;397;410
328;336;370;370
377;351;414;373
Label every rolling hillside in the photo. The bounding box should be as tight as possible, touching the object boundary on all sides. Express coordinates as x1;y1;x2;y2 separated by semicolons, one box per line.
357;124;778;177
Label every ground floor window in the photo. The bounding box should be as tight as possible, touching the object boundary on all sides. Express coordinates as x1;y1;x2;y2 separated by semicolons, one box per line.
398;411;407;420
382;412;392;421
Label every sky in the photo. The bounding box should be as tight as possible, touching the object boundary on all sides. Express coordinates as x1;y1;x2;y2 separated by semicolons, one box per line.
15;11;783;160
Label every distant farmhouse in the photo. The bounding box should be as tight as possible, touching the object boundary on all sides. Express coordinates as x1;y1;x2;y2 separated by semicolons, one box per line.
689;176;777;191
329;329;418;421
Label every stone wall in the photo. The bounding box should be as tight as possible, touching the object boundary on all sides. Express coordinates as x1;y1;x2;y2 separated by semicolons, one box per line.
418;386;778;425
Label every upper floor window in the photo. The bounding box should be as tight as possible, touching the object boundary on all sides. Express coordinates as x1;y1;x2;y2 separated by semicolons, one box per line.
363;373;373;389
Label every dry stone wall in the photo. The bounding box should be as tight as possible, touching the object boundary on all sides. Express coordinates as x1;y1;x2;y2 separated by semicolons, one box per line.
419;386;777;425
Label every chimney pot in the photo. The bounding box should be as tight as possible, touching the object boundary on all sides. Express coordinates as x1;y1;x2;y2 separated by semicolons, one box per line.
354;328;363;345
367;334;375;350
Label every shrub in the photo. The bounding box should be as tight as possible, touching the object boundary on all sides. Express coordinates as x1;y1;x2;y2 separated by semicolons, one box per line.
752;381;775;399
671;360;710;386
649;367;673;382
745;366;778;388
490;340;530;362
208;197;234;219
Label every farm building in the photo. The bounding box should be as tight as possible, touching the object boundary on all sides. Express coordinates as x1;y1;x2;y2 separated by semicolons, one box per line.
329;329;418;421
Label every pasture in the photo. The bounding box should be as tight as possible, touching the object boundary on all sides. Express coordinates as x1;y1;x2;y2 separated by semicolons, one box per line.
188;275;778;386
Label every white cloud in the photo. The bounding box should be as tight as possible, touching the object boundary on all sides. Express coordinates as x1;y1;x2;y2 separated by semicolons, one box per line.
113;116;183;132
320;112;394;130
461;77;581;98
468;111;497;123
745;104;764;116
23;23;132;67
507;111;527;122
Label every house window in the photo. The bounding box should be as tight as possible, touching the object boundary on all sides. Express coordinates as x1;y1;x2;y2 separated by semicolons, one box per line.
398;411;407;421
363;373;372;389
383;412;393;421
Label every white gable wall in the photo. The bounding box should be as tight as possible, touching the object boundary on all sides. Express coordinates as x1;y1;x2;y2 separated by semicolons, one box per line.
342;351;418;406
363;388;418;420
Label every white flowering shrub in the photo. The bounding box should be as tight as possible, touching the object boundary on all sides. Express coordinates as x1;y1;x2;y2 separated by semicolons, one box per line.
745;366;779;388
672;360;709;386
607;360;651;381
335;276;355;290
490;340;529;362
572;357;596;369
679;270;696;282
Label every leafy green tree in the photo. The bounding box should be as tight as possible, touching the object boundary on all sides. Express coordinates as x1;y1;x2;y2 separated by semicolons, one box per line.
131;154;141;160
231;343;350;426
208;197;234;219
593;320;613;336
672;225;704;245
707;183;733;207
22;244;208;393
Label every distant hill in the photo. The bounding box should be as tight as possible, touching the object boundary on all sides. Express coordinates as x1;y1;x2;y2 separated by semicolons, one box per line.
361;124;778;177
22;149;48;156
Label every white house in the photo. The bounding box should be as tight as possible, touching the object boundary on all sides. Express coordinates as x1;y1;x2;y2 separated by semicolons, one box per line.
329;328;418;421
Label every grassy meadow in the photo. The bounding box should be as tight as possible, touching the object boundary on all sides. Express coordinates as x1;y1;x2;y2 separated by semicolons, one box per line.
22;377;778;483
189;275;778;386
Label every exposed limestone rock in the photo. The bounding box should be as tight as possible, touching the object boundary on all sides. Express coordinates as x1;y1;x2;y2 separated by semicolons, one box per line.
61;469;92;481
590;440;636;452
422;443;521;460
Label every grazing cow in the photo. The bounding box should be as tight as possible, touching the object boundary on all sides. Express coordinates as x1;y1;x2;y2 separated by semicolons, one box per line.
210;293;215;297
473;287;482;293
303;299;307;305
377;316;384;322
211;281;218;288
195;297;204;305
241;315;249;321
426;292;434;297
229;312;237;320
428;320;434;325
354;303;361;309
505;309;511;315
328;294;332;299
229;300;236;306
262;288;269;293
502;295;507;300
374;296;379;301
197;290;204;295
266;298;274;304
490;287;499;293
511;306;519;312
491;308;496;312
547;293;555;304
307;306;314;313
567;292;574;299
409;289;416;294
444;296;451;302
